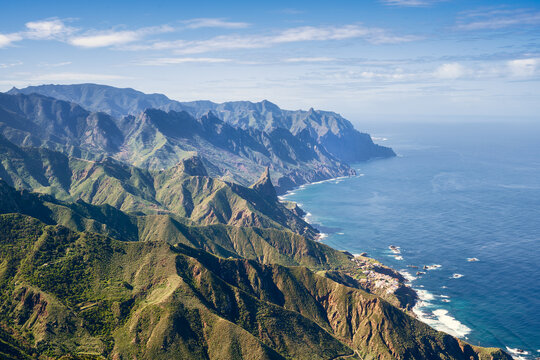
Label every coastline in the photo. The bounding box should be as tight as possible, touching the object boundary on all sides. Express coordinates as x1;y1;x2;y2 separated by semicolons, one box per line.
278;171;514;355
279;172;420;312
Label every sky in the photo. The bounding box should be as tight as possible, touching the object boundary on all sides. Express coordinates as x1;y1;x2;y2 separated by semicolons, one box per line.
1;0;539;123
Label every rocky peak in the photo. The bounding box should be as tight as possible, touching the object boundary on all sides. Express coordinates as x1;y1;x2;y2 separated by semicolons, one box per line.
250;167;277;200
177;156;208;177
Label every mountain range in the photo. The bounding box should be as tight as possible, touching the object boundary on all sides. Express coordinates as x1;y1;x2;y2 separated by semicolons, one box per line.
0;83;512;359
0;89;370;193
8;84;395;166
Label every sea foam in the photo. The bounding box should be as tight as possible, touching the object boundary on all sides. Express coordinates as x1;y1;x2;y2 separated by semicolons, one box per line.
505;347;529;360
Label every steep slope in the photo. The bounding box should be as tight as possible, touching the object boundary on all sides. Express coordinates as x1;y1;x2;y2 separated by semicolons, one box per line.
0;179;411;311
0;92;122;156
0;179;348;269
0;92;354;192
180;100;396;163
0;139;315;236
8;84;395;164
0;214;511;360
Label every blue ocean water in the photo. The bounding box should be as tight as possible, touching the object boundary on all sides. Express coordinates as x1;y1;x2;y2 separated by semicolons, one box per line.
282;122;540;358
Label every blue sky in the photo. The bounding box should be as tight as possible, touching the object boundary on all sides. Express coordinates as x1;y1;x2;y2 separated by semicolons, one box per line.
1;0;539;122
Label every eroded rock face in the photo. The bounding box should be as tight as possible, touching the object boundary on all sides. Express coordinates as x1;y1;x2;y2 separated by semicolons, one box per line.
250;167;277;200
0;91;358;194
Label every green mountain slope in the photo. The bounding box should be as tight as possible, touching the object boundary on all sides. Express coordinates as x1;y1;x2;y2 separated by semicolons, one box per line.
0;136;315;237
0;179;348;270
0;213;510;359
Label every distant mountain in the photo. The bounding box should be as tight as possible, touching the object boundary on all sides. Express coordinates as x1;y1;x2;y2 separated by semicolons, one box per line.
0;92;354;193
8;83;395;164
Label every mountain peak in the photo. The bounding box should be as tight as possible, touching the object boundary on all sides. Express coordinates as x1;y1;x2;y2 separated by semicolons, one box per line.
250;167;277;199
177;155;208;177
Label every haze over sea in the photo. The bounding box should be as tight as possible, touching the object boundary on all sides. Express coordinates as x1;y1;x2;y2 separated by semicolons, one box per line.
283;121;540;358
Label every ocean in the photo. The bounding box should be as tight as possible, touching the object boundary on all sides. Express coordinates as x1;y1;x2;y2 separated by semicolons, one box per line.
282;121;540;359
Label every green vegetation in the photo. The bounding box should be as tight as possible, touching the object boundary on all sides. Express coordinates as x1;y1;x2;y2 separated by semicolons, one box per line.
0;137;316;237
0;213;511;359
0;89;511;359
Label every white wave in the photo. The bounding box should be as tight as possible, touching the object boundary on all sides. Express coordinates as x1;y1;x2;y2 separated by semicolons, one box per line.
303;212;312;223
416;289;435;301
317;233;328;241
337;232;344;235
505;347;529;359
439;295;450;298
413;293;471;339
432;309;471;338
399;270;417;282
394;255;404;260
451;273;464;279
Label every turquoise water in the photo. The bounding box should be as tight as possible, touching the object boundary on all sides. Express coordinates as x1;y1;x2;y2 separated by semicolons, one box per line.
282;122;540;358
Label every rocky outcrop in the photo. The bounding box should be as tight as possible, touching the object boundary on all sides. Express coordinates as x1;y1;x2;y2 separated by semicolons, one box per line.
250;167;277;200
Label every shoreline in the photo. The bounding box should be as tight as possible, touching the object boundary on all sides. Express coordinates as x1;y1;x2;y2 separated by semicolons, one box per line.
278;171;523;358
279;172;420;309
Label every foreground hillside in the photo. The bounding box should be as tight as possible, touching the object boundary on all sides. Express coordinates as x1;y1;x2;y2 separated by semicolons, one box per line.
0;210;510;360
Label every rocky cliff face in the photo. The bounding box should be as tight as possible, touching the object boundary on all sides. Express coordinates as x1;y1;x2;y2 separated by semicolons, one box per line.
8;84;395;164
0;92;354;193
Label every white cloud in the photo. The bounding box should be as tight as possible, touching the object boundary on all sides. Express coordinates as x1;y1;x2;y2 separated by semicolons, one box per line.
138;24;419;54
0;33;23;48
0;18;73;47
24;19;75;39
0;61;23;69
38;61;72;67
69;25;173;48
137;57;231;66
434;63;466;79
285;57;336;63
508;58;538;77
456;10;540;31
381;0;443;7
183;18;250;29
69;31;141;48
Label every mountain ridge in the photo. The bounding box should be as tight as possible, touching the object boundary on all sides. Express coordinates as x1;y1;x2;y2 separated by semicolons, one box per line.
0;91;356;193
8;83;395;164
